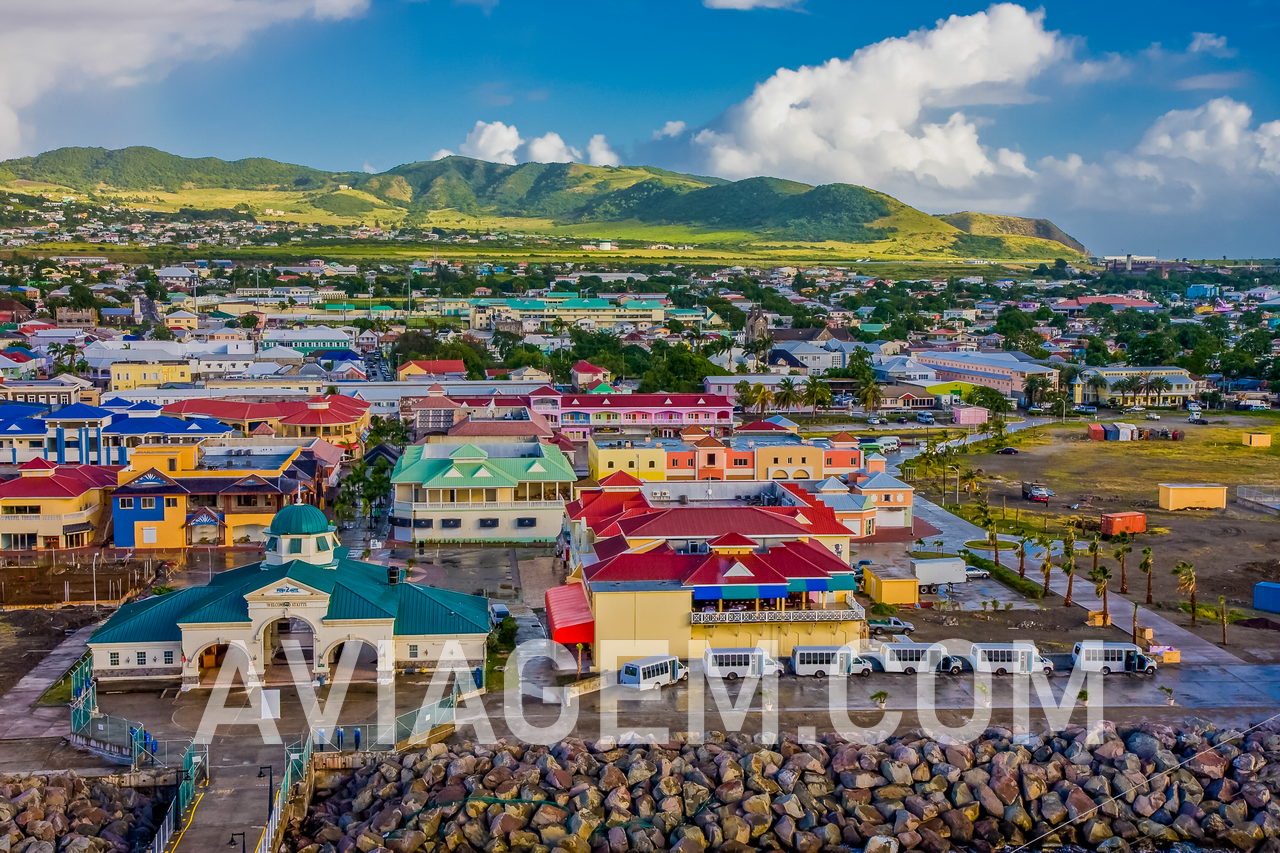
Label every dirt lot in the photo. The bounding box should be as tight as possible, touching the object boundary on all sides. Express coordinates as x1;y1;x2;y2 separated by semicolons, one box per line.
909;604;1125;654
0;607;99;697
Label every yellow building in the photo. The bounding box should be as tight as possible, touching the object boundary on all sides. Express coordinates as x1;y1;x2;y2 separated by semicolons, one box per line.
547;535;867;670
861;565;920;606
0;459;118;551
1242;433;1273;448
111;442;320;548
164;310;199;331
1158;483;1228;511
110;361;192;392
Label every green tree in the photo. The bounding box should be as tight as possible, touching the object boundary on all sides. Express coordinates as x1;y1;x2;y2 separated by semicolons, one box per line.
800;376;832;418
1140;546;1155;605
1112;534;1133;595
1091;565;1114;624
1173;561;1198;626
773;377;801;413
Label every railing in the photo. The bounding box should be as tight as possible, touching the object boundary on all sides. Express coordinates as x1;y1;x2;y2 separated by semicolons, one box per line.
393;500;564;512
256;734;312;853
149;742;208;853
0;508;95;523
691;605;866;624
1237;485;1280;513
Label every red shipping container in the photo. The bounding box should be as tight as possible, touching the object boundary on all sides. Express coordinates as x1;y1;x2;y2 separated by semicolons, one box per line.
1087;423;1106;441
1101;511;1147;536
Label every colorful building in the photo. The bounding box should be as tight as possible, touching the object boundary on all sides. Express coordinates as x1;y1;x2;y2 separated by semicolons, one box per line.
390;439;576;543
110;442;326;548
912;352;1059;405
109;361;194;392
587;431;865;482
397;359;469;381
163;395;371;452
0;459;119;550
89;504;491;688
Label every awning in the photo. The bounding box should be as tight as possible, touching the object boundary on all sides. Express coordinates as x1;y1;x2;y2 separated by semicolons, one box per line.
827;574;860;591
692;584;789;601
545;583;594;645
63;522;94;534
786;578;830;593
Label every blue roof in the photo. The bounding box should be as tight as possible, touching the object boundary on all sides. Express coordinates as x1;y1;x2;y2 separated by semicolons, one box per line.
101;397;132;408
103;415;232;436
41;403;111;421
129;401;164;411
101;308;133;316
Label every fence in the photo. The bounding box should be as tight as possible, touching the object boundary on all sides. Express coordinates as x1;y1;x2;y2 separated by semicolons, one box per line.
1238;485;1280;514
255;734;313;853
148;742;209;853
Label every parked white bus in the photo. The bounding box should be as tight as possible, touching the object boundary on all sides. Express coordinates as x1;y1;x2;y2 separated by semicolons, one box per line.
962;642;1054;675
702;647;784;680
1072;642;1158;675
618;655;688;689
867;642;948;674
789;646;872;677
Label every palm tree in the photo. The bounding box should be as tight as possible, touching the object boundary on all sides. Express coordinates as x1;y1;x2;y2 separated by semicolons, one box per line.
1112;534;1133;594
1062;529;1078;606
1087;535;1101;581
1140;547;1155;605
989;413;1007;440
1110;377;1138;406
1017;537;1031;579
855;378;883;414
959;468;981;499
1038;535;1054;597
1024;374;1052;407
1173;561;1198;626
1086;374;1109;404
1146;376;1173;406
801;376;832;419
1091;565;1114;624
774;377;801;413
750;383;775;416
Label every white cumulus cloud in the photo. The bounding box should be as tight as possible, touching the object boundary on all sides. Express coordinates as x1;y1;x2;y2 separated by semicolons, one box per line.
524;132;581;163
691;3;1061;209
653;120;687;139
458;120;524;164
0;0;369;157
586;134;621;166
1188;32;1235;57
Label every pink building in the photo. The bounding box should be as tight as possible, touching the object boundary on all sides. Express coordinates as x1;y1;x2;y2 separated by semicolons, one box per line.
950;404;990;426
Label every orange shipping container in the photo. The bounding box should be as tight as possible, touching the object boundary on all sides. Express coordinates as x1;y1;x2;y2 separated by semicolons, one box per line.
1101;511;1147;536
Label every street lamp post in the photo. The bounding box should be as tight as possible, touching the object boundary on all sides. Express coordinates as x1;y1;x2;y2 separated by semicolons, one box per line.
90;552;99;612
227;832;246;853
258;765;275;818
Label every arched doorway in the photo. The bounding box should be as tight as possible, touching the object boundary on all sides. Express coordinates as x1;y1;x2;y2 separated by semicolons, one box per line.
325;639;381;682
262;616;315;671
196;642;253;687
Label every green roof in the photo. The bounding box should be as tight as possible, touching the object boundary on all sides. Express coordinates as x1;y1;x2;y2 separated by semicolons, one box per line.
268;504;332;536
91;553;489;645
391;442;575;489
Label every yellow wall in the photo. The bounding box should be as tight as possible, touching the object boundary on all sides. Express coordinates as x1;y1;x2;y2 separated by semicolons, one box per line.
110;362;192;391
587;443;667;481
863;568;919;605
165;314;198;330
1158;484;1227;510
591;589;693;667
691;621;867;658
754;446;824;480
129;498;188;549
1243;433;1272;447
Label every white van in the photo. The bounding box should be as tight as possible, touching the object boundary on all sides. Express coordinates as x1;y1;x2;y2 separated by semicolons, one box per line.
790;646;872;677
867;642;947;674
965;642;1054;675
1071;641;1158;675
702;647;784;680
877;436;901;453
618;655;688;689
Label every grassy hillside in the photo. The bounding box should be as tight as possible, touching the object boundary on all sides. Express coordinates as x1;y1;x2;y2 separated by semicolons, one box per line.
1;146;1088;260
939;211;1088;256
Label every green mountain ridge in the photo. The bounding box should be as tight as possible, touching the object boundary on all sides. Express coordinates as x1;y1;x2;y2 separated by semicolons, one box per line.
0;146;1088;257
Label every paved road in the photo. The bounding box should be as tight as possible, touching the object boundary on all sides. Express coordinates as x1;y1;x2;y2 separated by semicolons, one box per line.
0;622;98;739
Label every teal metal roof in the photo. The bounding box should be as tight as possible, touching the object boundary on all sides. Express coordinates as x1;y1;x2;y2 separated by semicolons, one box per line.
268;504;332;536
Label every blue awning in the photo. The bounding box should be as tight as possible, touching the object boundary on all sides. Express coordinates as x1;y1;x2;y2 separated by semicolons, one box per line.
787;578;830;593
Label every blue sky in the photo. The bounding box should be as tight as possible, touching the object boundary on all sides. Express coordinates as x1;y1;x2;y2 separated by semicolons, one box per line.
7;0;1280;255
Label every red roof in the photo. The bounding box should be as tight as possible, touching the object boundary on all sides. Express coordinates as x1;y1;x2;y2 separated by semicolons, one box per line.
545;583;594;644
736;420;788;432
572;360;608;374
401;359;467;374
707;532;757;547
597;471;643;488
164;395;368;426
0;464;119;499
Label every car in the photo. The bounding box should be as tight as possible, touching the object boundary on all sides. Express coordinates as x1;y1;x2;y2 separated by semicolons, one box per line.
489;602;512;625
896;417;909;424
1145;413;1161;421
1187;416;1209;425
995;447;1020;455
1124;406;1146;413
867;417;885;425
965;567;991;581
1026;407;1045;415
868;616;916;637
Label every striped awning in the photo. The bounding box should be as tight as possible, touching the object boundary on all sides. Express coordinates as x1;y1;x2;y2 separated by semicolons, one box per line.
827;574;860;591
786;578;830;593
692;584;789;600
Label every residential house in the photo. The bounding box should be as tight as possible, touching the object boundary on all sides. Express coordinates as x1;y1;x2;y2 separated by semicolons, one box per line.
0;459;119;550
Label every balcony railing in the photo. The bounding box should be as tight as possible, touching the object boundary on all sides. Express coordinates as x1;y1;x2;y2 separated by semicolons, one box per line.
0;508;95;523
393;500;564;512
691;600;866;625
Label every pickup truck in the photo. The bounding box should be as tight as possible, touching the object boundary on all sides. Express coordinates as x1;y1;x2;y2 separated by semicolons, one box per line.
1021;482;1052;504
868;617;916;638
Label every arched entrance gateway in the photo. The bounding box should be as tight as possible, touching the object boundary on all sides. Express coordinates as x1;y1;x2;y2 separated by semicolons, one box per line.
86;504;493;691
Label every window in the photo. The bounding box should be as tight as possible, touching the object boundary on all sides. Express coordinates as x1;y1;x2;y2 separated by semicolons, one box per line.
136;651;146;666
118;498;134;509
142;527;157;545
607;461;615;469
442;518;461;529
236;495;257;507
733;459;750;467
163;651;174;665
109;652;119;667
479;518;499;528
408;644;419;659
141;497;156;510
164;497;178;508
288;538;303;553
167;459;177;472
516;517;537;528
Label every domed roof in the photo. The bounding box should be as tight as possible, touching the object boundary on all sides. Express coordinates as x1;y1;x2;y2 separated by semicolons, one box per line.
267;504;332;536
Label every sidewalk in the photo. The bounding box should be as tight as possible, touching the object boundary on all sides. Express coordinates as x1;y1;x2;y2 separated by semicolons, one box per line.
0;622;99;740
171;746;280;852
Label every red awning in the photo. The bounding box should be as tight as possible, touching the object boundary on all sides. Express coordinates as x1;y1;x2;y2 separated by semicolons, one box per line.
545;583;594;645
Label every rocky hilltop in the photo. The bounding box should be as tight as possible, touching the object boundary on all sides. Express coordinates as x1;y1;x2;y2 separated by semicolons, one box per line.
290;721;1280;853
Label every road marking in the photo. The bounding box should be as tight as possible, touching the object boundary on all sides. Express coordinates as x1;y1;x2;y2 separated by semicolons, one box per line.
166;791;204;852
